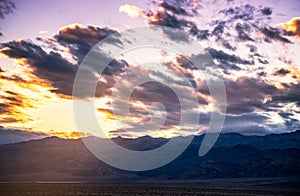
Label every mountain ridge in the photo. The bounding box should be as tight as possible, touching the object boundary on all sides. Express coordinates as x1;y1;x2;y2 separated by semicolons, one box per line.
0;130;299;181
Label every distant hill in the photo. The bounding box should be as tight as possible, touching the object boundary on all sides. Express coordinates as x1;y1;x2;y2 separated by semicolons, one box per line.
0;130;299;181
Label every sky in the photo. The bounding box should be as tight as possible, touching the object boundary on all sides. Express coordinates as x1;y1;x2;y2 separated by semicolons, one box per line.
0;0;300;143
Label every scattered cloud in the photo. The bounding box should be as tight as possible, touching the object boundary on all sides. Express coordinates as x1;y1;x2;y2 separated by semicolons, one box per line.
260;26;292;43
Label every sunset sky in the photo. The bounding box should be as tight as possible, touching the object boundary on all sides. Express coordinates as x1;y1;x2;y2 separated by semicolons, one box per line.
0;0;300;143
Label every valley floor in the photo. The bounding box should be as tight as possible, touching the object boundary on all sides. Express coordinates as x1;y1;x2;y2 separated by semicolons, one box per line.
1;178;299;196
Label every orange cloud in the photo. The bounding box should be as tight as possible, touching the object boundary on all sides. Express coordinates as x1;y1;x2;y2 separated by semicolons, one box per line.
46;130;91;139
58;23;100;43
0;90;36;124
0;58;56;127
281;17;300;38
59;23;84;32
97;108;116;120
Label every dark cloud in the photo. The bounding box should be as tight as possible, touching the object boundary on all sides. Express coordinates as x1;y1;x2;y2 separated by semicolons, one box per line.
278;112;299;127
129;81;181;128
235;22;254;41
219;4;257;21
147;11;192;29
248;45;257;53
196;48;253;74
188;24;199;36
211;21;226;39
144;0;195;30
159;1;188;16
213;77;300;120
261;7;272;16
189;25;209;40
207;48;253;65
275;68;290;76
278;112;293;119
223;77;277;114
222;4;270;22
196;29;209;40
109;63;205;131
1;32;128;98
260;27;292;43
55;24;120;62
1;40;78;96
257;58;269;65
222;41;236;51
270;83;300;107
257;71;267;77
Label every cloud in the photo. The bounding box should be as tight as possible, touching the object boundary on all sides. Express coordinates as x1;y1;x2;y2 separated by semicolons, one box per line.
45;130;91;139
270;83;300;107
274;66;300;79
119;4;146;18
261;7;272;16
55;24;120;62
278;112;299;128
97;108;115;120
0;25;128;99
188;25;209;40
207;48;253;65
147;10;192;29
122;1;195;30
223;77;277;114
0;40;78;97
219;4;262;22
211;21;226;39
282;17;300;38
115;80;182;130
275;68;290;76
260;27;292;43
0;90;36;123
158;1;188;16
235;22;254;41
192;48;253;74
106;63;204;135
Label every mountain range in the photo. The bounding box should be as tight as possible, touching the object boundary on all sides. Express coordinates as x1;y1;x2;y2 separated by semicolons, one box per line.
0;130;300;181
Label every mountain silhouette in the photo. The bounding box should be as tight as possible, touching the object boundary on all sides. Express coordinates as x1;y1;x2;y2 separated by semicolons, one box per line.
0;130;299;181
